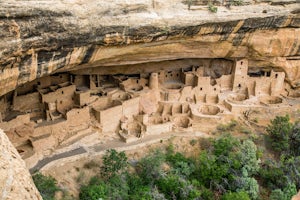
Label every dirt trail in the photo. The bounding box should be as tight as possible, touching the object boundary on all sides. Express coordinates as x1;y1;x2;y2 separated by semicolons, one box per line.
31;131;208;173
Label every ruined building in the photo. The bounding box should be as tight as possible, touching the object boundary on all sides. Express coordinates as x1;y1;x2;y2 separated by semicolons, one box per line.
0;0;299;196
0;57;299;171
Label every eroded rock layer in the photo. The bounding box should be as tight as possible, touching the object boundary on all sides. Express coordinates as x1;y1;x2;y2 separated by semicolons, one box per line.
0;0;299;97
0;129;42;200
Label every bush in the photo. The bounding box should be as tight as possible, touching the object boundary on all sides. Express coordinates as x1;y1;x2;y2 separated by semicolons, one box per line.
217;120;238;132
106;174;129;200
231;0;244;6
236;177;259;199
156;174;200;200
213;134;239;157
32;173;60;200
266;115;292;152
100;149;128;180
136;149;165;185
83;160;98;169
239;140;260;176
259;160;288;189
208;3;218;13
194;151;231;190
270;183;297;200
79;182;108;200
289;125;300;156
190;139;197;146
166;151;195;177
222;191;250;200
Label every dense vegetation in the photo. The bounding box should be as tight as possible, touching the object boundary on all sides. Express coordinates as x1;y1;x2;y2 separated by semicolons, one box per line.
32;173;60;200
33;115;300;200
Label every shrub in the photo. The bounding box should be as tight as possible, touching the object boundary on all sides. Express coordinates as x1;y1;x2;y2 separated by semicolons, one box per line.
231;0;244;6
239;140;260;176
266;115;292;152
136;149;165;185
208;3;218;13
281;156;300;188
79;182;108;200
289;125;300;156
32;173;60;200
217;120;238;132
190;139;197;146
106;174;129;200
148;186;167;200
213;134;239;157
236;177;259;199
195;151;231;189
222;191;250;200
259;159;288;189
100;149;128;179
270;183;297;200
83;160;98;169
157;174;200;200
240;127;252;135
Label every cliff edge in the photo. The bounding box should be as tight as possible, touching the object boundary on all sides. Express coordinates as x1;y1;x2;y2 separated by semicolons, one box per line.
0;129;42;200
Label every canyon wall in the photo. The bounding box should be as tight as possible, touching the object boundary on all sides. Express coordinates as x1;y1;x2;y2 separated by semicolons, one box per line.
0;0;299;96
0;129;42;200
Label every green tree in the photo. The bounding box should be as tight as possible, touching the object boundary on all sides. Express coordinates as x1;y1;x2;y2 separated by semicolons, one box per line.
222;191;250;200
32;173;60;200
236;176;259;199
266;115;293;152
281;156;300;188
100;149;128;180
106;174;129;200
166;151;195;177
270;183;297;200
289;125;300;156
259;159;288;189
213;134;240;157
79;179;108;200
136;149;165;185
156;174;200;200
239;140;260;176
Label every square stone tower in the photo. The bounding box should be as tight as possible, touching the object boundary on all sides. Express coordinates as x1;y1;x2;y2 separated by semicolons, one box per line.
232;58;248;91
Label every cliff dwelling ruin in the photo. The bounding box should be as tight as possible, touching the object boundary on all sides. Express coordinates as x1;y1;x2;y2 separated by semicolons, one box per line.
0;0;299;198
0;58;299;170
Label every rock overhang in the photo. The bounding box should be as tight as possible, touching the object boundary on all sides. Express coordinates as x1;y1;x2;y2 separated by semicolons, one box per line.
0;0;300;96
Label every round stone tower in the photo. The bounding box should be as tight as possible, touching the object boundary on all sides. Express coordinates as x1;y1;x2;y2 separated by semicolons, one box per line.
149;73;159;90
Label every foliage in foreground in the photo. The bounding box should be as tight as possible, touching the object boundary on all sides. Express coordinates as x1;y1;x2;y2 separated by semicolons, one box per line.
32;173;60;200
33;115;300;200
79;133;263;200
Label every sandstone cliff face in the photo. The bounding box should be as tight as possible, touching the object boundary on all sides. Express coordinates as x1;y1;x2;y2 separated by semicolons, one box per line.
0;129;42;200
0;0;299;96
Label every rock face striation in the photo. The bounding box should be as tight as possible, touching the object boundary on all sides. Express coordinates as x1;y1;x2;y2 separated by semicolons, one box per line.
0;129;42;200
0;0;299;96
0;2;299;197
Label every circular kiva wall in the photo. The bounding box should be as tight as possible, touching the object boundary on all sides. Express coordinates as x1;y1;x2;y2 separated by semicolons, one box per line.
199;105;220;115
173;116;192;128
127;122;142;135
227;94;247;103
148;115;169;124
129;85;143;92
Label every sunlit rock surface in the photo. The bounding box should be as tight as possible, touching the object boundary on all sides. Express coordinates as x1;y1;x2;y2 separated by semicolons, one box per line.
0;0;299;96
